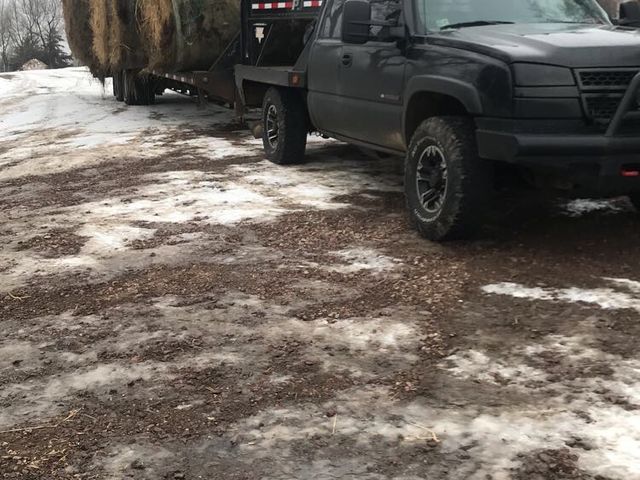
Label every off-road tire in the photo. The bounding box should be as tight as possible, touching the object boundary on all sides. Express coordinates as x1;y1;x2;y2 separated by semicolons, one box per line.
123;70;155;106
405;116;493;241
262;87;307;165
113;71;124;102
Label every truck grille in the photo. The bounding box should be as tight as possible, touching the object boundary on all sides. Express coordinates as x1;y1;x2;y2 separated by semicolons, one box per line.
576;68;640;123
578;69;638;90
583;95;625;120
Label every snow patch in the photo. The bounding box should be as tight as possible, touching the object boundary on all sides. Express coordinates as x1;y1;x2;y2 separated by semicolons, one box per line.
99;444;175;480
560;198;625;217
0;342;41;370
83;171;286;225
0;67;244;181
482;278;640;313
439;335;640;479
0;363;172;428
328;247;402;274
442;349;547;385
78;224;155;254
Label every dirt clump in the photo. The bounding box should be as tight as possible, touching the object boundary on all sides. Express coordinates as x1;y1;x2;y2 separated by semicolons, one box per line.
512;448;612;480
14;228;87;258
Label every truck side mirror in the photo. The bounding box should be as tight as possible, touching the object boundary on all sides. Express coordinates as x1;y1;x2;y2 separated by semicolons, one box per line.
620;1;640;26
342;0;372;45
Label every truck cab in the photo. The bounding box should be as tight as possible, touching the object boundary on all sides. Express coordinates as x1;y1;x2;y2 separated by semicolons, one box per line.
236;0;640;240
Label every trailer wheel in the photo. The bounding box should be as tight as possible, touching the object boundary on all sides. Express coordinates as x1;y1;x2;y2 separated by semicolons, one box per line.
262;87;307;165
137;76;156;106
405;116;493;241
113;71;124;102
123;70;155;106
123;70;138;105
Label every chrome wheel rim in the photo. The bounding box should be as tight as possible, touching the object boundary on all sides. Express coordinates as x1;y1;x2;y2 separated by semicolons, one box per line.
416;144;448;214
266;104;279;149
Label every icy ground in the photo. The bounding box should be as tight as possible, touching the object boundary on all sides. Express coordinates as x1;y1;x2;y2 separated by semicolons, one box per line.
2;67;640;480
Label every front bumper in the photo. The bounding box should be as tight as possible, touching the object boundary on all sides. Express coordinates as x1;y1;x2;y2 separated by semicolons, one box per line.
476;127;640;194
477;129;640;161
476;73;640;194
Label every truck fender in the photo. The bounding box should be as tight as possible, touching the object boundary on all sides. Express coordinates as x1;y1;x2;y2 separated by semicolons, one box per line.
403;75;483;143
405;75;483;114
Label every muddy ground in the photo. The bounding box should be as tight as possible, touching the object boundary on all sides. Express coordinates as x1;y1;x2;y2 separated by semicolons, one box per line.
2;68;640;480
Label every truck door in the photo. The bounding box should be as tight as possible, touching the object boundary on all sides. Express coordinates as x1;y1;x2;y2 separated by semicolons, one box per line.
307;0;347;134
339;0;406;151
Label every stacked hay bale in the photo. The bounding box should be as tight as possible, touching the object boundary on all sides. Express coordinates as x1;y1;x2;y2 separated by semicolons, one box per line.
62;0;240;76
62;0;104;76
138;0;240;71
89;0;148;72
109;0;148;69
89;0;110;70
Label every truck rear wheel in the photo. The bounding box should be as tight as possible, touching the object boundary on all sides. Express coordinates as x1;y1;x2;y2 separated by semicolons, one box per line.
405;116;493;241
262;87;307;165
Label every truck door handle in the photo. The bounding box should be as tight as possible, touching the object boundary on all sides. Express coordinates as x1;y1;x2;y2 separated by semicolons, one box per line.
341;53;353;67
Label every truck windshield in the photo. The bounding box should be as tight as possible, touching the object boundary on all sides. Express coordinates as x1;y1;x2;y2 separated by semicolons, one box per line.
415;0;610;33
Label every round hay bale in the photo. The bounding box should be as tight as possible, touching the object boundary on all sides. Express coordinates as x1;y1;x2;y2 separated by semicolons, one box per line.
108;0;147;70
138;0;240;72
62;0;103;74
89;0;111;72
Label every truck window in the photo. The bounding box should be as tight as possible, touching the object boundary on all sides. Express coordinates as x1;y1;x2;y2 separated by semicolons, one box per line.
371;0;402;40
414;0;609;33
321;0;401;41
321;0;346;38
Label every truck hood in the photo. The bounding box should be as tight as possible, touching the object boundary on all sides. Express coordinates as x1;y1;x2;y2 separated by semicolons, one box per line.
428;24;640;68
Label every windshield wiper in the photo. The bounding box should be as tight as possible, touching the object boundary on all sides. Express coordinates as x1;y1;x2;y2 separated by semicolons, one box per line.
440;20;514;30
540;18;594;24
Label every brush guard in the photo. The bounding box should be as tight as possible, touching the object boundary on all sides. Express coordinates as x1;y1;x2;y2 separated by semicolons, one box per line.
606;71;640;137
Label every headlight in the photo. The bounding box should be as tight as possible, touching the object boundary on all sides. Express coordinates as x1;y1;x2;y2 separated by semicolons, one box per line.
513;63;575;87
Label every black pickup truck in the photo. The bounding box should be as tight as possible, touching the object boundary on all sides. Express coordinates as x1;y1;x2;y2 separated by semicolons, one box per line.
118;0;640;240
233;0;640;240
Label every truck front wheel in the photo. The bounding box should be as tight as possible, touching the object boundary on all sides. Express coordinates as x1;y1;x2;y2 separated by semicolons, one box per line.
262;87;307;165
405;117;493;241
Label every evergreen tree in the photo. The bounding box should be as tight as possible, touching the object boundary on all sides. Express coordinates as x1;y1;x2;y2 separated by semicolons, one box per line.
43;28;72;68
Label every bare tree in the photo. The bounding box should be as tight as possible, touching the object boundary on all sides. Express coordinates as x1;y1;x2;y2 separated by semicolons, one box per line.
0;0;12;71
0;0;69;70
26;0;69;68
23;0;62;53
